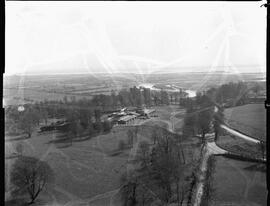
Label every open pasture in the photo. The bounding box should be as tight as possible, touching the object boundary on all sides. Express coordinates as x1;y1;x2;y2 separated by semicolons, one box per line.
211;156;267;206
224;104;266;140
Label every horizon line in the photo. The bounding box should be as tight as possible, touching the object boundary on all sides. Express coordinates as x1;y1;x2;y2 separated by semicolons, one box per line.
4;70;266;76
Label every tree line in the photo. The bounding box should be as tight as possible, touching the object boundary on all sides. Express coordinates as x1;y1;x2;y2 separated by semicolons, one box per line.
120;128;198;206
5;86;185;138
5;81;259;142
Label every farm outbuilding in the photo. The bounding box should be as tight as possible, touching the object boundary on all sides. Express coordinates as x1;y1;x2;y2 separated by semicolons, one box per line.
117;114;138;125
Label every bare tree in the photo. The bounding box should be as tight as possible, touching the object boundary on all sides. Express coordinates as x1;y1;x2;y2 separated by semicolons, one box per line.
10;156;54;204
197;109;213;144
151;127;159;145
213;106;224;141
120;171;154;206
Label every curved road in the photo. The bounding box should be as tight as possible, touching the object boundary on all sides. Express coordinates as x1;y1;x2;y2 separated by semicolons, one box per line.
220;124;261;144
125;107;263;206
193;107;265;206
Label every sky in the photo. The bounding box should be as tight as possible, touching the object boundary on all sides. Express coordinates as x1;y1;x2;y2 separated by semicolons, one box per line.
5;1;267;75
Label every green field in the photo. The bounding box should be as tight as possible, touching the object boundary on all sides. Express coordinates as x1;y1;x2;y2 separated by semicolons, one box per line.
211;156;267;206
224;104;266;140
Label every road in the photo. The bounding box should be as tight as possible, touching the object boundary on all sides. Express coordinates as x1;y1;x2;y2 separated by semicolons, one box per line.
192;106;265;206
193;134;228;206
220;124;261;144
141;106;264;206
214;105;262;144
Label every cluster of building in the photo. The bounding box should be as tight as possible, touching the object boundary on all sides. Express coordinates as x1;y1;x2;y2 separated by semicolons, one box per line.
39;107;156;133
106;107;156;125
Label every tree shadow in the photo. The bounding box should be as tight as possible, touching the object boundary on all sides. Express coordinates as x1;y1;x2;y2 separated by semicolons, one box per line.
46;135;96;149
6;198;52;206
5;154;21;160
46;130;112;145
72;136;93;142
46;137;70;144
243;163;266;173
55;143;72;149
5;198;28;206
5;136;30;142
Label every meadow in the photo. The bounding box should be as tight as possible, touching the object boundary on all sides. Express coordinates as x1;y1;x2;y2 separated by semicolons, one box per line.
5;127;136;205
210;156;267;206
224;104;266;140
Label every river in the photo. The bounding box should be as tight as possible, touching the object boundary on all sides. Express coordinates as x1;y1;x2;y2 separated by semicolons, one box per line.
138;83;196;98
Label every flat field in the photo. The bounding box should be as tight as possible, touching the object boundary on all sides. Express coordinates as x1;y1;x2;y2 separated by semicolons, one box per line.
211;156;267;206
224;104;266;140
3;88;94;105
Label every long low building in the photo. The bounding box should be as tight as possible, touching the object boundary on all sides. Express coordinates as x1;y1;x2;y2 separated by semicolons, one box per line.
117;114;138;125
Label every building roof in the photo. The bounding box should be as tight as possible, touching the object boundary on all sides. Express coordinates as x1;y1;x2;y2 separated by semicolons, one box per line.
128;111;140;116
118;115;137;122
144;109;155;114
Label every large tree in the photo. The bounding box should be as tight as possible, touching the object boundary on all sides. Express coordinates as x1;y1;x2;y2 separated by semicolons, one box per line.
120;171;154;206
182;107;197;138
213;106;225;141
196;109;214;144
10;156;54;204
122;131;189;205
17;107;41;138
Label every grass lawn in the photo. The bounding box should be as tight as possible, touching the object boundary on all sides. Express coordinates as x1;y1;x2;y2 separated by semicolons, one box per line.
211;156;267;206
5;124;178;205
5;127;140;205
224;104;266;140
